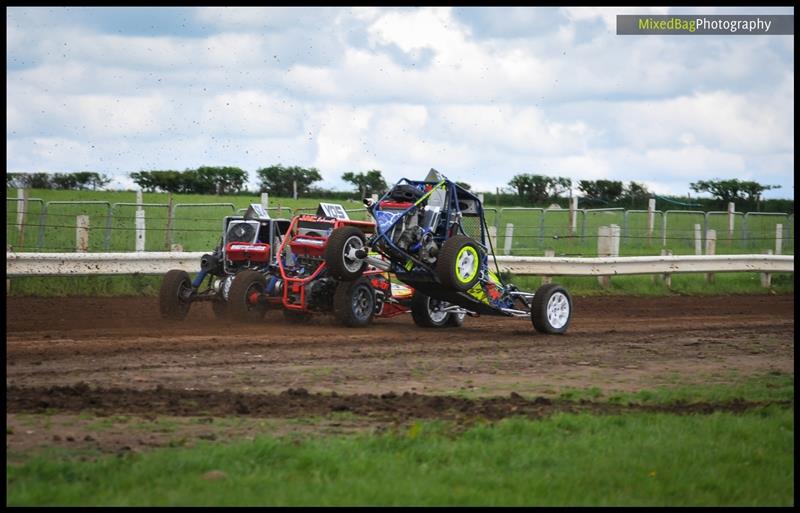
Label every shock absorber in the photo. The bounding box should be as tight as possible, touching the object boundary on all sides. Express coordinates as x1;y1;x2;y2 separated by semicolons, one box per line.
191;269;208;288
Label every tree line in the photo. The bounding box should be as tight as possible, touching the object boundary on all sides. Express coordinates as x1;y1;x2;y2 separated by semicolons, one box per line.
7;172;111;191
6;168;783;209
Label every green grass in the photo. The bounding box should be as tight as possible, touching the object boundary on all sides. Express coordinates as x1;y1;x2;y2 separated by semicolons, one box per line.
555;372;794;405
6;408;793;506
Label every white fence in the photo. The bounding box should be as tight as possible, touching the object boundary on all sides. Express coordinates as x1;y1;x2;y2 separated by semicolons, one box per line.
6;251;793;278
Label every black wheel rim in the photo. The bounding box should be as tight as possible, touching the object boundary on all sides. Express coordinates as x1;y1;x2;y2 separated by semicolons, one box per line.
176;279;191;316
351;285;373;321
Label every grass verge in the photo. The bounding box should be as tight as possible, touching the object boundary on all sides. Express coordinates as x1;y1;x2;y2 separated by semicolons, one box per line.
6;407;793;506
7;375;795;506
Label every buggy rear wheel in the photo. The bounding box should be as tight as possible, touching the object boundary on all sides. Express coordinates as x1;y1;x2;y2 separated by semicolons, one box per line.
410;291;461;328
531;283;572;334
436;235;482;291
447;309;466;327
159;269;193;320
325;226;367;281
333;276;375;327
228;270;268;322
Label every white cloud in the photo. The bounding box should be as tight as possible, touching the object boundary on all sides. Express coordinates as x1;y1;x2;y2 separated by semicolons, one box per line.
5;6;794;199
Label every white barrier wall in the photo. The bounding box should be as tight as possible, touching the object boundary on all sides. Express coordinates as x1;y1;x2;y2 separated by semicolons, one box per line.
5;252;794;277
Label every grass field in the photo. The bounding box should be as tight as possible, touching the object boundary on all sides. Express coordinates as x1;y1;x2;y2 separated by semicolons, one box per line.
6;188;793;256
7;375;794;507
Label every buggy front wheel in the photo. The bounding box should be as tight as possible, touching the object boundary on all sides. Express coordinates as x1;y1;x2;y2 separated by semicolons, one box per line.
531;283;572;334
159;269;193;320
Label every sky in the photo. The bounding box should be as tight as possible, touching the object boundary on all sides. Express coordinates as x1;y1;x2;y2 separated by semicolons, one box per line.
5;6;795;199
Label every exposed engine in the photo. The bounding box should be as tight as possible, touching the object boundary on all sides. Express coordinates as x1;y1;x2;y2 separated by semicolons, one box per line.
374;184;446;265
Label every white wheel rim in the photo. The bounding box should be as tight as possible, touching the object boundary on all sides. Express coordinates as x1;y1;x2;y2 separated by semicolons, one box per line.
343;236;364;273
457;251;476;281
428;298;448;323
546;292;570;329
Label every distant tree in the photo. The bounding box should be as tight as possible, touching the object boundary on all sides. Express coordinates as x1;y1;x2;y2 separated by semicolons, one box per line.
194;166;248;195
63;172;111;190
51;173;79;190
509;174;572;203
622;181;650;199
578;179;624;202
256;165;322;197
342;170;388;198
130;170;187;193
130;171;157;192
691;178;780;203
7;172;53;189
548;177;572;198
130;168;246;195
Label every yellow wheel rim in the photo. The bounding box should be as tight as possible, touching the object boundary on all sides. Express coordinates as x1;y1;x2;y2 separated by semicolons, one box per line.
455;245;479;284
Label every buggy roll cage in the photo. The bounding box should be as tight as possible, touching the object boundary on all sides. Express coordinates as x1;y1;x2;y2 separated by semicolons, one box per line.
366;177;502;280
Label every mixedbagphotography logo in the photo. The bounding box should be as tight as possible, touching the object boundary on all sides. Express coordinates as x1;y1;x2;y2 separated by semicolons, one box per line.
617;14;794;35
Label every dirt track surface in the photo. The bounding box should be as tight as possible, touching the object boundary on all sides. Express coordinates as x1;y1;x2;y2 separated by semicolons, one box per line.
6;294;794;457
7;293;794;398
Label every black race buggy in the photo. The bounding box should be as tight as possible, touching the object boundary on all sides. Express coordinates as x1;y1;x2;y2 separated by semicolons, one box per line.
323;169;573;334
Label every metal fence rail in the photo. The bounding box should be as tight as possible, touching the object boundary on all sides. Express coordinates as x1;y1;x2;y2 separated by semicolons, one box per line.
6;197;794;256
6;251;793;277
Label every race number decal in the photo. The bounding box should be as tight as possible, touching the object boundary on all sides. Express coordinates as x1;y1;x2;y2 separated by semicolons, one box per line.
317;203;349;219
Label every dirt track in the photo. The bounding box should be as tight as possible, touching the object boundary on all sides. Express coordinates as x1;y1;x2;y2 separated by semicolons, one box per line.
6;294;794;456
7;294;794;398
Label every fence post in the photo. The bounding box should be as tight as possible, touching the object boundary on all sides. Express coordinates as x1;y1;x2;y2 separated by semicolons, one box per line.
16;188;27;249
503;223;514;256
164;193;174;250
597;225;619;288
488;226;497;253
705;229;716;283
656;248;673;287
694;224;702;255
569;196;578;236
775;224;783;255
261;192;269;209
76;215;90;253
728;202;735;239
293;180;298;200
541;249;555;285
647;198;655;244
135;210;146;252
761;249;773;288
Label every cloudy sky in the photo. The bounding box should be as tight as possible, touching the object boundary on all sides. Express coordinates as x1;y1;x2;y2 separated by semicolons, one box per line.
6;6;794;198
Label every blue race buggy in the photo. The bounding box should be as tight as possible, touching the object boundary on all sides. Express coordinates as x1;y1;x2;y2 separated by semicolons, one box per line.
323;169;573;334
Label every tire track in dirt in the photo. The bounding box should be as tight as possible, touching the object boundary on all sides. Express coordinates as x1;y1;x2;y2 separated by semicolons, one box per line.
6;294;794;397
7;383;792;423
